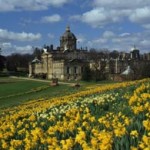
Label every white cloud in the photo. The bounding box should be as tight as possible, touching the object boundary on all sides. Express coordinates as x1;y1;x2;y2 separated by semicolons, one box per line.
77;34;86;43
94;38;108;44
93;0;150;9
140;40;150;52
82;8;108;27
41;14;62;23
0;42;34;55
72;8;126;28
86;31;116;47
129;7;150;28
71;0;150;29
47;0;71;7
103;31;115;38
94;0;150;29
14;45;33;53
1;42;12;48
86;30;150;53
0;29;41;42
129;7;150;23
69;15;81;21
143;24;150;29
19;18;39;27
0;0;70;11
119;33;131;37
48;33;55;39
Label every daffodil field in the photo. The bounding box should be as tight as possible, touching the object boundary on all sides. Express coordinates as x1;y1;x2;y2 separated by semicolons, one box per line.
0;78;150;150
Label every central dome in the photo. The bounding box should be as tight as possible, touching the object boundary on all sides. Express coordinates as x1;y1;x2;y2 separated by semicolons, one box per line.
60;26;77;51
61;26;76;40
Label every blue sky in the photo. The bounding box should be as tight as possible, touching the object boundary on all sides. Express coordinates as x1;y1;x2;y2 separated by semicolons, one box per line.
0;0;150;55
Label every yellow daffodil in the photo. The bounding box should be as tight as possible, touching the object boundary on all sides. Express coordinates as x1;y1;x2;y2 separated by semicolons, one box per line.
130;130;139;138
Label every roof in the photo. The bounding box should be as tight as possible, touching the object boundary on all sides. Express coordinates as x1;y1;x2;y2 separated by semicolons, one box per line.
130;45;139;52
68;58;87;64
32;57;41;63
121;66;134;75
60;26;76;40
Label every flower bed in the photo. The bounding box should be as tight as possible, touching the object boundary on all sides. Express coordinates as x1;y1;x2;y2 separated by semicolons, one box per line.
0;78;149;149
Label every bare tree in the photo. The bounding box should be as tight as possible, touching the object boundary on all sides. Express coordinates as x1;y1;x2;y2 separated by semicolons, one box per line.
0;48;6;71
6;53;33;72
89;49;108;81
33;47;42;59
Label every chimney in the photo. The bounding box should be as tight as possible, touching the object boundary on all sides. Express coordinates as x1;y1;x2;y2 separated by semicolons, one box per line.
50;44;53;50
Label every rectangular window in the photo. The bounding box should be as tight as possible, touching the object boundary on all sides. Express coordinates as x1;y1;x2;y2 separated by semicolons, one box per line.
74;66;77;74
81;67;84;73
67;66;69;74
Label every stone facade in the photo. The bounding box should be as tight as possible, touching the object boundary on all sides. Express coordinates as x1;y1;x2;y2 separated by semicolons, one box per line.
29;26;150;81
29;26;88;80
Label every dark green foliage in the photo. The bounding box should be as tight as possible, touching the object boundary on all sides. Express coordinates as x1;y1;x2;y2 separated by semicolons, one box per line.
141;63;150;78
6;53;33;72
82;66;92;81
0;55;6;71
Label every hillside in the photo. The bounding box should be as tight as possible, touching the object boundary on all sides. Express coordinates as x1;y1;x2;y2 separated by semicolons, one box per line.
0;78;149;149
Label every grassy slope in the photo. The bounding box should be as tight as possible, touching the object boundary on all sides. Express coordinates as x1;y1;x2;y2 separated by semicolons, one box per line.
0;77;82;109
0;78;46;96
0;77;118;110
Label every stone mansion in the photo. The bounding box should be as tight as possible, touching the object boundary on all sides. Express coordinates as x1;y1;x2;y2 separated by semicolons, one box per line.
29;26;150;81
29;26;88;80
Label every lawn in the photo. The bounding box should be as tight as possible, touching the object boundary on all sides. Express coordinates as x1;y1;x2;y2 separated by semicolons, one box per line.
0;77;117;110
0;77;46;97
0;77;83;109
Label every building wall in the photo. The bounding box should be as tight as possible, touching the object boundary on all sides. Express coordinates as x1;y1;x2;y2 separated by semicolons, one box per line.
30;50;87;80
64;65;83;80
51;60;64;80
29;53;150;81
29;63;43;77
